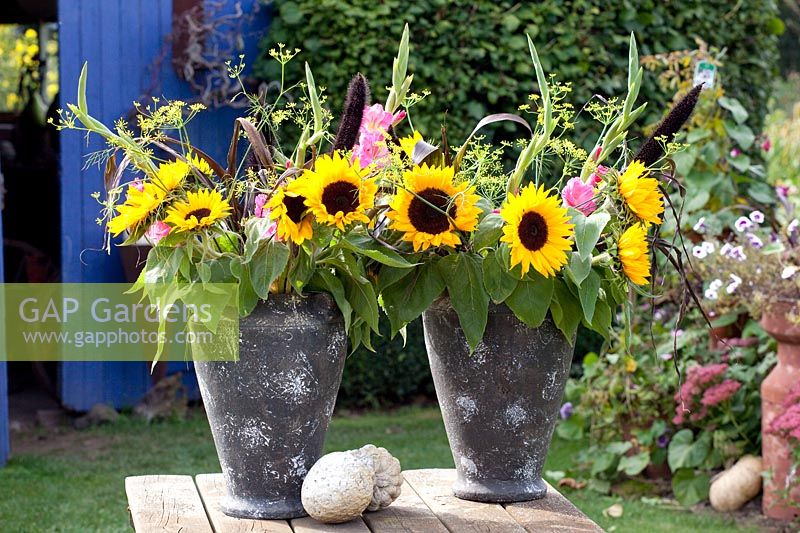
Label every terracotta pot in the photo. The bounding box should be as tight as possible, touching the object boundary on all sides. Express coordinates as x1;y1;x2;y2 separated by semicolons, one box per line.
760;301;800;520
195;293;347;519
423;297;574;502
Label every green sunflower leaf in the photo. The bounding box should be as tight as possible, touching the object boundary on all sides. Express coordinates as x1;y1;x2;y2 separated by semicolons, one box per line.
505;273;553;328
482;249;518;303
438;252;489;352
382;261;445;337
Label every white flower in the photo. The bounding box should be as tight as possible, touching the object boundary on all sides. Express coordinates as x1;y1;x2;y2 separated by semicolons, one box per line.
726;274;742;294
692;245;708;259
788;219;799;237
746;233;763;249
709;279;723;291
693;217;707;233
735;216;753;232
705;288;719;300
749;210;765;224
702;241;715;253
729;246;747;261
782;266;799;279
720;243;733;256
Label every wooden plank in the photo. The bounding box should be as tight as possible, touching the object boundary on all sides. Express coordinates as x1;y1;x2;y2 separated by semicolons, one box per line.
361;480;448;533
503;482;602;533
403;469;526;533
195;473;292;532
126;475;212;533
290;516;371;533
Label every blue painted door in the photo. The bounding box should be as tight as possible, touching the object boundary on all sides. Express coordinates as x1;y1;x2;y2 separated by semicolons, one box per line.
58;0;266;410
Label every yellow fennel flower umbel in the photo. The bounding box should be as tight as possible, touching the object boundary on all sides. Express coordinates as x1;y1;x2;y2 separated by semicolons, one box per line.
294;152;377;231
387;163;482;251
165;189;232;232
499;183;574;278
617;160;664;225
618;224;651;286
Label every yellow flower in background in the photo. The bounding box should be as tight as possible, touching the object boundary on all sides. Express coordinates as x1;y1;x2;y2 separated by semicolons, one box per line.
399;131;423;158
618;224;651;286
152;160;190;192
625;357;638;373
296;152;377;230
107;183;164;236
165;189;232;232
188;152;213;176
387;164;482;251
266;180;314;244
617;160;664;225
500;183;574;277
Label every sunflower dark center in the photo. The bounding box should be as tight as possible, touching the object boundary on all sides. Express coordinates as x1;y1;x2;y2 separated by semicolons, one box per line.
283;195;307;223
185;208;211;220
518;211;548;251
321;180;359;215
408;188;456;235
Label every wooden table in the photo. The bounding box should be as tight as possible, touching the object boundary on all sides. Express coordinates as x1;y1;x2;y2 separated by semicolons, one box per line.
126;469;602;532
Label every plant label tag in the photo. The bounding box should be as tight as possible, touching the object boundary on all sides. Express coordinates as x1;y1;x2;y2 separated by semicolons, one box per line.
693;61;716;90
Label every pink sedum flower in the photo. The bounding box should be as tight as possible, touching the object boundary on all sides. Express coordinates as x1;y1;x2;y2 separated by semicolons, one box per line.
145;221;171;244
561;177;597;215
701;379;741;406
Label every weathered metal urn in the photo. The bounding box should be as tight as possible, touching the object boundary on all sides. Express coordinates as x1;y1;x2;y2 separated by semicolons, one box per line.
195;293;347;519
423;297;574;503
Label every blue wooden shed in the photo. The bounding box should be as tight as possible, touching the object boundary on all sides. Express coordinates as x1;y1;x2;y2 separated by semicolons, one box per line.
57;0;268;412
0;0;270;467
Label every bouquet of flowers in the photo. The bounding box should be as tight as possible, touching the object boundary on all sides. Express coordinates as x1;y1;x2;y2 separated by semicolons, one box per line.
54;26;701;357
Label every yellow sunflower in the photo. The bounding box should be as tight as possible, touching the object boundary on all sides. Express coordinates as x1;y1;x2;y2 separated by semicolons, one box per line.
266;179;314;244
618;224;651;285
107;182;164;236
294;152;377;230
387;164;482;251
617;160;664;225
164;189;232;232
499;183;574;277
399;131;423;158
152;160;190;193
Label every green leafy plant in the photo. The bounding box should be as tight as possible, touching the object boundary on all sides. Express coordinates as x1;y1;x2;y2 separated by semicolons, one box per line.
257;0;781;140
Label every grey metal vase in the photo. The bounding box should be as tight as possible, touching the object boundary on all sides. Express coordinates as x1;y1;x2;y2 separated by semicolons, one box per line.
423;297;574;503
195;292;347;519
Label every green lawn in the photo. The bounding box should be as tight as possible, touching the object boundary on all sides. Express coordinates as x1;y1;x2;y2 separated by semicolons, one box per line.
0;407;754;532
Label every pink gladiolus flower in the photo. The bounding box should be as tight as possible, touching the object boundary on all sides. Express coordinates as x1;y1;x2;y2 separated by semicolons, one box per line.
589;165;608;185
561;177;597;215
360;104;405;134
592;146;602;161
352;131;390;168
254;194;269;218
145;221;171;244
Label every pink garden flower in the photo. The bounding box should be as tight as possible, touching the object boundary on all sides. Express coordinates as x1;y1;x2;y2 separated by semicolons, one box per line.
701;380;741;406
561;177;597;215
360;103;406;134
589;165;608;185
254;194;269;218
131;179;145;192
762;137;772;152
145;221;171;244
352;131;390;168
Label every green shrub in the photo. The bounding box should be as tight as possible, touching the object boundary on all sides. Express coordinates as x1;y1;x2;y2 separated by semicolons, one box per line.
336;318;434;409
256;0;781;140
